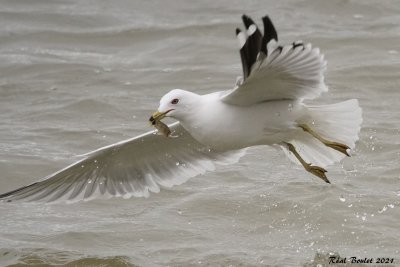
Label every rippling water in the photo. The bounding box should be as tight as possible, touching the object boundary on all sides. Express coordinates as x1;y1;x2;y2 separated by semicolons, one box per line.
1;0;400;266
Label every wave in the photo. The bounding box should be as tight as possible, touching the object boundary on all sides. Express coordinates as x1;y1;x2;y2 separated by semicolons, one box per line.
1;248;138;267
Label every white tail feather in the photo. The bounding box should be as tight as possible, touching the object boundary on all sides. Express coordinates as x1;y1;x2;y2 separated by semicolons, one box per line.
282;99;362;168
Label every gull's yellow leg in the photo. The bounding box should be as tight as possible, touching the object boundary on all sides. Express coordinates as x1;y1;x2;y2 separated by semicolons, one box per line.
285;142;330;183
299;124;350;156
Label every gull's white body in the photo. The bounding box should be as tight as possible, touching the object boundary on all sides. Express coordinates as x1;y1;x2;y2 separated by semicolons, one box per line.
0;15;362;203
177;92;304;151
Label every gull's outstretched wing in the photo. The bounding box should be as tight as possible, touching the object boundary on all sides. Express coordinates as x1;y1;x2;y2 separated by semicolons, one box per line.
0;123;242;203
220;15;327;106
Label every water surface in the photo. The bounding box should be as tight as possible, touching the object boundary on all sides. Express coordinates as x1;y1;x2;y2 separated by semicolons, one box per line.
1;0;400;266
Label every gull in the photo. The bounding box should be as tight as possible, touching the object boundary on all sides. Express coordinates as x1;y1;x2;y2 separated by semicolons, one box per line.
0;15;362;203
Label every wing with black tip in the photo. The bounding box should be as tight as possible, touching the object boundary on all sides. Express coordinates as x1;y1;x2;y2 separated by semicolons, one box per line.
221;15;327;105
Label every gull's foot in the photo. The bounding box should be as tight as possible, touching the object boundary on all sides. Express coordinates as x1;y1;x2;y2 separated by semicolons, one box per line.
305;164;330;183
299;124;351;157
286;142;331;183
324;141;350;157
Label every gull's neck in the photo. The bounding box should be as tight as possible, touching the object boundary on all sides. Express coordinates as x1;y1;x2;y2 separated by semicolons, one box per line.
175;91;221;140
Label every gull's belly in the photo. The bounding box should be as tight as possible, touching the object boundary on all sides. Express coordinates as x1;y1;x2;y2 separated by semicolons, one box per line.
182;100;306;151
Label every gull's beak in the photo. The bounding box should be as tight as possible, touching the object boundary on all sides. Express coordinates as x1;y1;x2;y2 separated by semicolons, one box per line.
149;109;173;125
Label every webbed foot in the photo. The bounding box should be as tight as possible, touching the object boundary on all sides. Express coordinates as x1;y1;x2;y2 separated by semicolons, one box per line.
299;124;350;156
286;142;331;183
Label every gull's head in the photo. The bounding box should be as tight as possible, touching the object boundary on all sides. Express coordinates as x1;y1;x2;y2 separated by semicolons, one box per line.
149;89;199;124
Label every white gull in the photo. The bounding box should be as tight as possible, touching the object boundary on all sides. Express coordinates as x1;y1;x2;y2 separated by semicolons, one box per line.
0;15;362;202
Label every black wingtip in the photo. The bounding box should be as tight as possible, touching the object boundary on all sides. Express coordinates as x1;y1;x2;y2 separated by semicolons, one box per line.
262;16;278;41
260;15;278;54
292;41;304;49
236;14;278;80
242;14;255;29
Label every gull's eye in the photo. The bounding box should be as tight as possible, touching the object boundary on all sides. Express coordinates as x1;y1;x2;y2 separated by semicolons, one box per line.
171;98;179;104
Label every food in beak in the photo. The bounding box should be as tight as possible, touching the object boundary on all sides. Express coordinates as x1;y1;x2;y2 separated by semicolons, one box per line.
149;111;171;137
153;120;171;137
